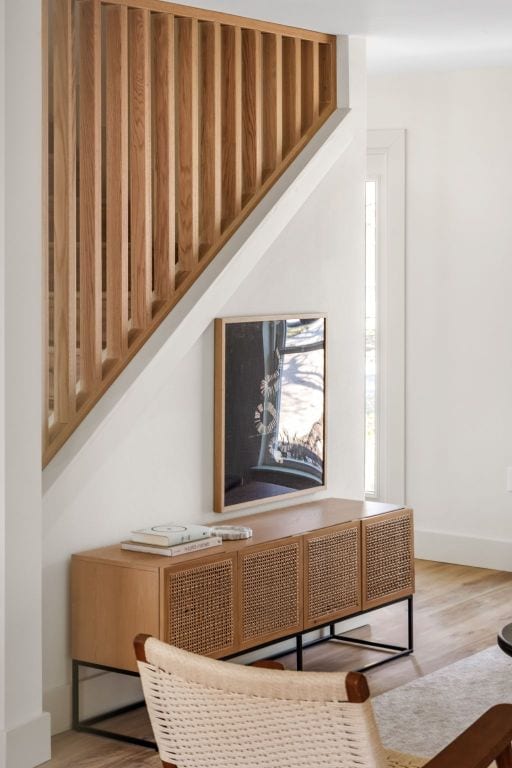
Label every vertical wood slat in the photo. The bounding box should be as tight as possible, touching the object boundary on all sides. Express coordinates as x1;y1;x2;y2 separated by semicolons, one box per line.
262;33;282;176
153;13;175;298
52;0;76;422
242;29;262;200
282;36;301;155
43;0;50;443
221;24;242;227
176;17;199;272
200;21;221;252
319;41;336;111
45;1;337;464
78;0;102;392
301;40;319;132
129;8;152;330
105;4;129;359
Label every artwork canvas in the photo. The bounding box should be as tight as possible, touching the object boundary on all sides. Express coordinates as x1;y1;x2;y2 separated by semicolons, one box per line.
214;315;326;512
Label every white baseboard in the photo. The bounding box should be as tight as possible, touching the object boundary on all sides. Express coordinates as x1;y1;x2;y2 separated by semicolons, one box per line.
0;712;51;768
415;528;512;571
44;671;143;735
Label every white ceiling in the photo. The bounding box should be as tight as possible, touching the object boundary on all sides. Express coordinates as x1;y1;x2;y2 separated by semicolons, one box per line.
176;0;512;72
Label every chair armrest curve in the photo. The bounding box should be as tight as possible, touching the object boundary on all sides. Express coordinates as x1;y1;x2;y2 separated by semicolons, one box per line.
423;704;512;768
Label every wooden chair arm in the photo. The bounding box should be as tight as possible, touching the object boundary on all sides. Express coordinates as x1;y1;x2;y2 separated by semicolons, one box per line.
423;704;512;768
249;659;285;670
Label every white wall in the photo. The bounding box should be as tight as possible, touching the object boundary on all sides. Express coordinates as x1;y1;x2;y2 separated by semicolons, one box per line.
0;1;52;766
368;67;512;569
42;43;367;735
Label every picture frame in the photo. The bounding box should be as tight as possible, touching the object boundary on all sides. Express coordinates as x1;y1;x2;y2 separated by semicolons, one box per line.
214;314;326;513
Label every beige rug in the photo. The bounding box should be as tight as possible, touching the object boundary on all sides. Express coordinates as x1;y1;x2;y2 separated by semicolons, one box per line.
373;646;512;757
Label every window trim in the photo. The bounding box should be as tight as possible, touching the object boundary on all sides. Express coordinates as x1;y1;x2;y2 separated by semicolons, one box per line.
366;129;406;505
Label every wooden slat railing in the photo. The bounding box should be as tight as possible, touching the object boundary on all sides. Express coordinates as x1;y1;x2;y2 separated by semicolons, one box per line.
43;0;337;465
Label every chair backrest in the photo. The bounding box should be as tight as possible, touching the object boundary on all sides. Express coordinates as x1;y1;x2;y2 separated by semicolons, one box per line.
135;635;388;768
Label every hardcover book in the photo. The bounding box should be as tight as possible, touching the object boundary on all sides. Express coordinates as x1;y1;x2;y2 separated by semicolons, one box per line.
121;536;223;557
130;523;213;547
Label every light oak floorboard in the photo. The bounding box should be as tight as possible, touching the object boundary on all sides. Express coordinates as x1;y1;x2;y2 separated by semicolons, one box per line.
44;559;512;766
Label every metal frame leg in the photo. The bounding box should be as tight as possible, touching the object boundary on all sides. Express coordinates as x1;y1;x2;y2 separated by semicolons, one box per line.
73;595;414;750
296;633;303;670
408;595;414;652
72;660;157;749
271;595;414;674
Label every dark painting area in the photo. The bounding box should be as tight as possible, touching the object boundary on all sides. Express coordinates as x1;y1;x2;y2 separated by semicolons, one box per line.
224;317;325;509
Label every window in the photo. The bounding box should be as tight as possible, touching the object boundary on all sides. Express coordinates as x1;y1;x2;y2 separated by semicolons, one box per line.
365;130;405;504
365;180;377;497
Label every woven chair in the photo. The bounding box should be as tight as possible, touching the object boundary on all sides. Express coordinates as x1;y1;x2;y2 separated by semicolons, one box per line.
134;634;512;768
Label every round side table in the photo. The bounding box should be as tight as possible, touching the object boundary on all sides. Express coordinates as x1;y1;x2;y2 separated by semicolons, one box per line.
497;623;512;657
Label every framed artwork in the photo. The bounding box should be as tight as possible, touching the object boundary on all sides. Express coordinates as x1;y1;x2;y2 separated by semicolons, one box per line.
214;314;326;512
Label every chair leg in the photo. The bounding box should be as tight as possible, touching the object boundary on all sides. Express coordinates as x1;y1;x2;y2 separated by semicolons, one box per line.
497;744;512;768
162;762;177;768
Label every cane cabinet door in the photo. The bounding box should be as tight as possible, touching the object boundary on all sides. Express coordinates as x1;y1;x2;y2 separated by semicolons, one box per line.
362;509;414;610
304;521;361;628
164;553;238;658
238;537;303;649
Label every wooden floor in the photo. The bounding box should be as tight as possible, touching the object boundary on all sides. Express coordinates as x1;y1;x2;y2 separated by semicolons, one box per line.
44;559;512;767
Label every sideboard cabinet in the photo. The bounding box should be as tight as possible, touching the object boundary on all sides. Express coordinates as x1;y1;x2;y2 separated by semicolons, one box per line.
71;498;414;674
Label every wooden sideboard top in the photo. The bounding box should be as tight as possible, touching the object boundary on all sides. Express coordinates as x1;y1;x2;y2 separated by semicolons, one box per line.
73;497;406;571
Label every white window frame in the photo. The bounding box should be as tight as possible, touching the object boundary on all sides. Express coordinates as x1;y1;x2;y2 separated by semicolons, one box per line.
366;129;405;505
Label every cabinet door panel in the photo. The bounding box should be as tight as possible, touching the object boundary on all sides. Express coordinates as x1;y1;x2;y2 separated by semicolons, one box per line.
362;508;414;610
239;537;302;649
165;553;237;657
304;522;360;628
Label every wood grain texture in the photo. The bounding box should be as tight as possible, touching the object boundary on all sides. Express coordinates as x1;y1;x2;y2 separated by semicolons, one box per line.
213;318;225;513
71;556;160;673
52;0;76;422
50;559;512;766
221;24;242;227
72;499;408;569
301;39;319;131
199;21;221;251
101;0;336;44
152;13;175;298
44;98;335;465
105;4;129;360
176;16;199;271
78;0;102;392
423;705;512;768
262;33;283;175
282;36;301;155
242;28;262;199
44;5;337;465
319;41;336;111
71;502;408;672
129;7;152;329
42;0;49;443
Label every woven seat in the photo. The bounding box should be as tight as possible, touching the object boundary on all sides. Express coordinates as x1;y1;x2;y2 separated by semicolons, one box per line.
135;636;512;768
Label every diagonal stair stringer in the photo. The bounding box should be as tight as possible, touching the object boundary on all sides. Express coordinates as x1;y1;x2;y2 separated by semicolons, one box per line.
43;35;364;491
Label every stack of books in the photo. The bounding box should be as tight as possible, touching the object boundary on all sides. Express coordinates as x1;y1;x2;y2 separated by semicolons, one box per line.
121;523;222;557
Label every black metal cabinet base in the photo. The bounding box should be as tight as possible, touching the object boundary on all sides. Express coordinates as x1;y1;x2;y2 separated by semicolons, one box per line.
72;594;413;750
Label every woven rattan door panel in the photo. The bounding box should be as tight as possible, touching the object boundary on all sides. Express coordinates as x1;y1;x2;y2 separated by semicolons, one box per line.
362;508;415;610
304;522;361;628
238;538;302;649
165;554;237;658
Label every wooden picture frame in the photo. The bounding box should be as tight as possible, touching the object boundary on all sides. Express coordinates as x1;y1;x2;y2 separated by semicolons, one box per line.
214;314;326;513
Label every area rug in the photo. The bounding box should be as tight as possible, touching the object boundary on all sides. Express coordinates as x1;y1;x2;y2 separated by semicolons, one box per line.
373;647;512;758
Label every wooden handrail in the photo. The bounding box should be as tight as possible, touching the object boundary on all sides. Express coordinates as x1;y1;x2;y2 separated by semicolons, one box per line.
43;0;337;465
